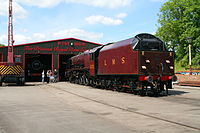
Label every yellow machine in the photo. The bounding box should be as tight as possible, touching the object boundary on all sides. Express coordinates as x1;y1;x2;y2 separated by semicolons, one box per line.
0;0;25;86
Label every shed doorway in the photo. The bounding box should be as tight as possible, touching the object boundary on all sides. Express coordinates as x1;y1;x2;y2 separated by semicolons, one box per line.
59;54;74;81
25;54;52;82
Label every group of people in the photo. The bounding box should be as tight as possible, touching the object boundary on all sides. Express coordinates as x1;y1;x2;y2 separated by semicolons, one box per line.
42;69;58;83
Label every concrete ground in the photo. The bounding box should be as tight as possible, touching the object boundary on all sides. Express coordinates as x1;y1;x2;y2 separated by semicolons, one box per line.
0;82;200;133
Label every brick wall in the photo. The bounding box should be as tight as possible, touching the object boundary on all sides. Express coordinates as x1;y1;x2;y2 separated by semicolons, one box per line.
176;74;200;83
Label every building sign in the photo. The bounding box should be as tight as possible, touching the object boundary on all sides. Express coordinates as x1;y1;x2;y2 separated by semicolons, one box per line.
57;41;86;46
24;46;86;52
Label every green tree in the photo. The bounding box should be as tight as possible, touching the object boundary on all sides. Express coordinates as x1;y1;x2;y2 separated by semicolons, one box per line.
0;44;5;47
156;0;200;68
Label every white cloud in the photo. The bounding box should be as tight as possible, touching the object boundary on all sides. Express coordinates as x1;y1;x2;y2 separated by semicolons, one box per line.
16;0;63;8
1;29;103;45
14;2;27;18
0;35;7;45
0;34;31;45
0;0;27;18
0;0;132;19
13;33;49;44
0;0;7;16
86;15;123;25
116;13;127;18
33;33;46;40
53;28;103;40
16;0;132;8
14;34;32;44
65;0;132;8
0;0;132;20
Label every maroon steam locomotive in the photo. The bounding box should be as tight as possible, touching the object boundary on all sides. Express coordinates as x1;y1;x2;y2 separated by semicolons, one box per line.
66;33;177;95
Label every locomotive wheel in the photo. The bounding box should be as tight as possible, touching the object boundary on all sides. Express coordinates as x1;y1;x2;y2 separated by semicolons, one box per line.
139;89;146;96
119;87;126;92
96;80;101;88
152;88;159;96
69;76;74;83
106;80;113;90
153;82;161;96
112;86;121;92
166;88;168;96
93;80;98;88
78;78;82;84
21;77;25;86
117;87;124;92
17;77;24;86
79;76;84;85
89;79;93;86
75;78;79;84
84;76;89;86
153;91;159;97
0;76;2;86
139;86;147;96
129;87;136;94
90;79;95;87
100;80;106;89
16;78;20;86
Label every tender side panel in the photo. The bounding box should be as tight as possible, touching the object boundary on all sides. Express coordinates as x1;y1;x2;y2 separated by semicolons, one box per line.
98;44;139;75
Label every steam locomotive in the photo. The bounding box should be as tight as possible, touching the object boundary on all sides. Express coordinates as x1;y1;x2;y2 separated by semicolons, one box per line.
66;33;177;95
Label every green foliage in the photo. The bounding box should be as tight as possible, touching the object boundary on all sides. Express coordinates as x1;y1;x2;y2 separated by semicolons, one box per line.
175;61;185;72
156;0;200;67
0;44;5;47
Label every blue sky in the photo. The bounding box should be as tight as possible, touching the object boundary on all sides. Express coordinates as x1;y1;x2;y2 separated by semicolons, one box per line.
0;0;167;45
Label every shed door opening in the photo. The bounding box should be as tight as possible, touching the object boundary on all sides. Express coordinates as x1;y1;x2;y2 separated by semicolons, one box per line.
59;54;74;81
25;54;52;82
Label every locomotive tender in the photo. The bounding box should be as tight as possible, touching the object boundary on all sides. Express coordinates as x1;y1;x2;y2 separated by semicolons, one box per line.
66;33;177;95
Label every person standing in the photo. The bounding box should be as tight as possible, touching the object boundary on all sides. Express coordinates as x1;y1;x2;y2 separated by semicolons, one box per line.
49;70;54;83
46;70;50;83
53;69;58;83
42;70;45;83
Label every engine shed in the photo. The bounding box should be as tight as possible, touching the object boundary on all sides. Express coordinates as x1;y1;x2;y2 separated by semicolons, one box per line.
0;38;101;82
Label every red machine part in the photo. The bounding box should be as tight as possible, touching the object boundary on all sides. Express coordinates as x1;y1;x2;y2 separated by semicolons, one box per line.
8;0;14;63
139;75;173;82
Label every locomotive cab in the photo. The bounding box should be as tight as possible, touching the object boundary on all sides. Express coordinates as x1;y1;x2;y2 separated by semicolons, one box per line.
132;35;167;51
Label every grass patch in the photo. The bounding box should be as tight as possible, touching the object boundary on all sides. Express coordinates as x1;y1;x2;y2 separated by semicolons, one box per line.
175;62;186;72
175;61;200;72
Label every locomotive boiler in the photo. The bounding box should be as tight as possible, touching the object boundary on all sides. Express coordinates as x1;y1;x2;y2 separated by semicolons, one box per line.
66;33;177;95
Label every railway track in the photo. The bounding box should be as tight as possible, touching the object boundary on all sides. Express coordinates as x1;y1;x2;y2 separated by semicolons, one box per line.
45;84;200;131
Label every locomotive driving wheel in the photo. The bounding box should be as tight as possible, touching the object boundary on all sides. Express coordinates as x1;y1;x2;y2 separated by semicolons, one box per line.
153;81;162;96
82;75;89;86
139;85;147;96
